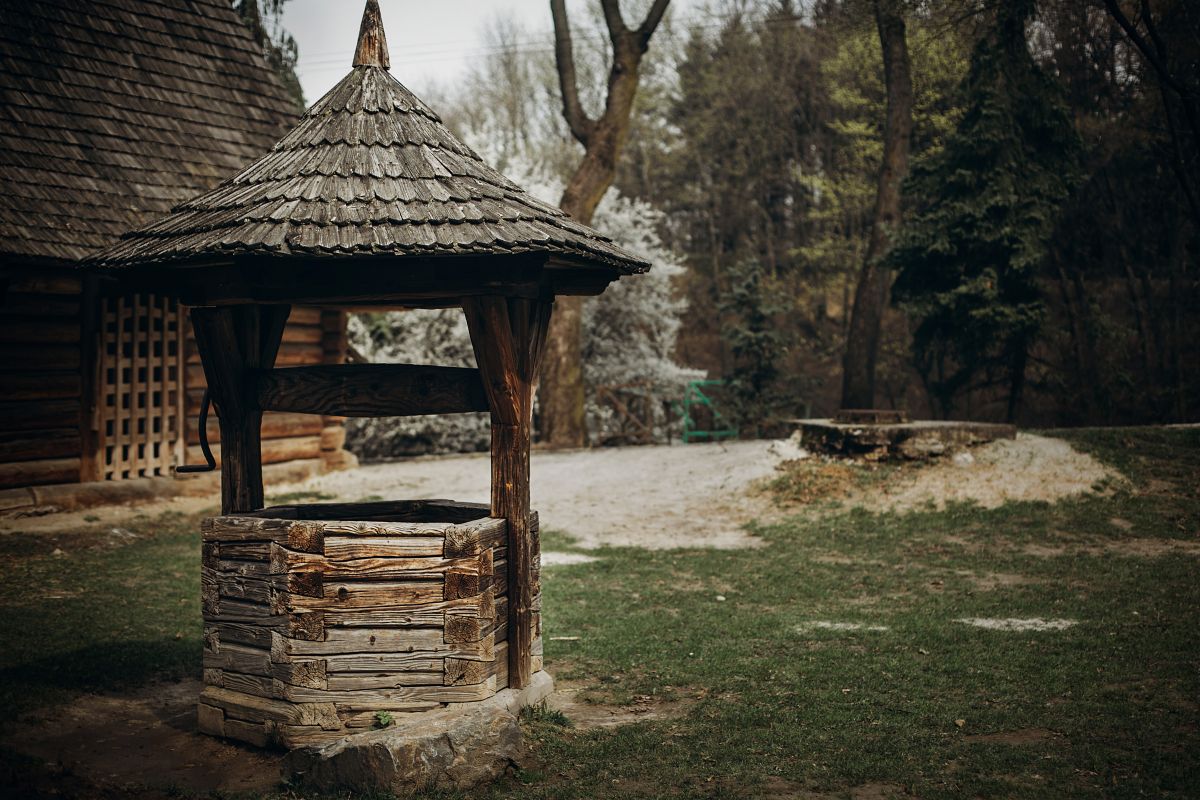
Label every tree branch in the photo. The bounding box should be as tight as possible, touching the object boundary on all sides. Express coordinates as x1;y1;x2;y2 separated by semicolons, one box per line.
599;0;628;46
1102;0;1186;97
550;0;595;146
637;0;672;48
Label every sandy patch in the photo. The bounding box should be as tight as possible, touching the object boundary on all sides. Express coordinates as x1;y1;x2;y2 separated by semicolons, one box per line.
544;681;691;730
955;617;1078;631
302;440;786;550
542;551;598;566
795;621;891;632
850;433;1116;512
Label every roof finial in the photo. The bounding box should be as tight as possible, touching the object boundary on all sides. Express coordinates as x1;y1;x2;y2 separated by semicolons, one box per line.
353;0;390;70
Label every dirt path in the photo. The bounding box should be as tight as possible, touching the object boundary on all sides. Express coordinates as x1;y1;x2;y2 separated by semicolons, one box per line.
302;439;788;549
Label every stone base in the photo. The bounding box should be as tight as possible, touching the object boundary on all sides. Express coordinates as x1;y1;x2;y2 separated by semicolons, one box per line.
794;419;1017;460
282;670;554;795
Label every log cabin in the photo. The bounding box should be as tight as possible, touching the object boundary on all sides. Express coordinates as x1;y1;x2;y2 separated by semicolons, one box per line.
0;0;354;512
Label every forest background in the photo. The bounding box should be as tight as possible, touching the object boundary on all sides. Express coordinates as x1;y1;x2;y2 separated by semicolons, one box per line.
239;0;1200;457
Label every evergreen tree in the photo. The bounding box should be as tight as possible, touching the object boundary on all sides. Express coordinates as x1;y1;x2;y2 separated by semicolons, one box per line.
888;0;1082;421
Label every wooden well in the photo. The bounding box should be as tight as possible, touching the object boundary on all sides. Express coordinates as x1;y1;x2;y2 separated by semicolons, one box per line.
85;0;647;753
198;500;541;748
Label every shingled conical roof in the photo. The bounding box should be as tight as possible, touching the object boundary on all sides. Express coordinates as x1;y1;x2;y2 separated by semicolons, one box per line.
88;1;649;275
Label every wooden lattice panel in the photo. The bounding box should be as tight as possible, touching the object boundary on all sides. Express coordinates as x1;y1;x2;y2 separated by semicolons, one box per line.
100;294;186;480
196;501;541;749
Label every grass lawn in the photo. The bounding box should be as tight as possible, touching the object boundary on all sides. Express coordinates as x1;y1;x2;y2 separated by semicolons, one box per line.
0;427;1197;798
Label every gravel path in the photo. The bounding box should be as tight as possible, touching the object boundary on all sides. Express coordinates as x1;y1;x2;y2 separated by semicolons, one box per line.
303;440;786;549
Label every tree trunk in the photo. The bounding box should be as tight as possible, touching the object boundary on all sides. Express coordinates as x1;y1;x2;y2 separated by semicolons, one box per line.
840;0;913;410
540;0;670;449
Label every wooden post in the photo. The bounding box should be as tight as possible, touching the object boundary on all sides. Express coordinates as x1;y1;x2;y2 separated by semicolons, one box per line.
463;296;552;690
190;304;291;514
78;276;105;483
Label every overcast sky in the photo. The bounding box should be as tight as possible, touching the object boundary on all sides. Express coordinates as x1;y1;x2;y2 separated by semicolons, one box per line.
283;0;706;103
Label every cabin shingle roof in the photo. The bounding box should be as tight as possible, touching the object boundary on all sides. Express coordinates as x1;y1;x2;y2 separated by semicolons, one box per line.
0;0;301;263
89;2;650;275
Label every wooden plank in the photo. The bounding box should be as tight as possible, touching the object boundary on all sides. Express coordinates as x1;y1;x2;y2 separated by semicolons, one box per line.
288;307;323;327
254;364;489;418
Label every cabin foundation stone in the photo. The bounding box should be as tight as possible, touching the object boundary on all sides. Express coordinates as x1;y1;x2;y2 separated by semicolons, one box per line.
282;670;554;794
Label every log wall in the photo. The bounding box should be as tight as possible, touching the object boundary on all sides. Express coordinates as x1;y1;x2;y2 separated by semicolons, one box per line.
196;500;542;749
184;308;353;475
0;270;84;489
0;265;352;491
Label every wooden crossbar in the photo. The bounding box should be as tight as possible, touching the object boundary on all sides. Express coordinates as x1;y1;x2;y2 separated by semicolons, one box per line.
253;364;489;418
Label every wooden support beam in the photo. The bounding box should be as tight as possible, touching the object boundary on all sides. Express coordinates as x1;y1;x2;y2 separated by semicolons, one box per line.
462;296;552;691
191;305;291;514
254;364;489;418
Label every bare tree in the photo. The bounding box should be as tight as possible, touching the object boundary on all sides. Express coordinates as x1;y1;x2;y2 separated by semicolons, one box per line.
840;0;913;411
541;0;671;449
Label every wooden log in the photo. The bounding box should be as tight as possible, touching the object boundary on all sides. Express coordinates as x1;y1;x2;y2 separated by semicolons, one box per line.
322;652;446;673
199;685;341;729
186;435;323;470
275;342;324;366
272;546;486;582
281;325;323;345
203;641;272;677
0;292;82;318
321;591;495;628
0;372;81;402
324;672;445;691
0;318;79;344
0;345;79;371
0;399;80;431
276;680;497;708
0;429;79;462
189;412;324;444
288;307;324;327
253;364;489;418
285;580;444;610
5;274;81;295
275;627;449;656
0;457;81;489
